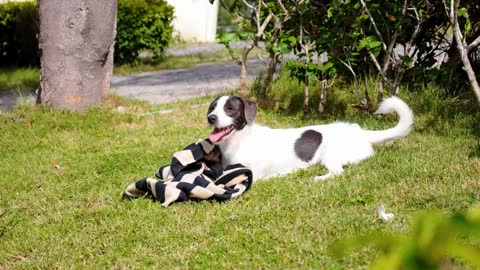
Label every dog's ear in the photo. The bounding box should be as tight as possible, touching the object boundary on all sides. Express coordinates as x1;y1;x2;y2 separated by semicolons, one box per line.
241;97;257;124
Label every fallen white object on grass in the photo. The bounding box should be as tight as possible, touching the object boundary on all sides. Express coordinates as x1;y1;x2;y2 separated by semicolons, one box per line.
116;106;127;113
378;205;395;222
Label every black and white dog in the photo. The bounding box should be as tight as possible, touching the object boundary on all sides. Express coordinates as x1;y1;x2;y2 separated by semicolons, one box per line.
207;96;413;182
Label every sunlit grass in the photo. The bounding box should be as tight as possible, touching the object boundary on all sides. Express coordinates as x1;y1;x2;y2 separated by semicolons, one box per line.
0;86;478;269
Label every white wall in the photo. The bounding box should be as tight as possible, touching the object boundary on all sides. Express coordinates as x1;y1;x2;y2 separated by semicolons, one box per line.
166;0;218;42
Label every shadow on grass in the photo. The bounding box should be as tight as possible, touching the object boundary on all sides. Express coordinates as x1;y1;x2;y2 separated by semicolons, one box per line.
253;72;355;122
469;142;480;158
253;72;479;141
405;86;480;139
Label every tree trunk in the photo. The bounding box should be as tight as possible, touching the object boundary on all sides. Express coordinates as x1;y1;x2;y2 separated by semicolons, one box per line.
318;79;327;114
456;41;480;107
452;25;480;106
377;78;384;105
239;42;255;97
239;63;248;96
38;0;117;111
303;76;309;115
259;52;277;97
362;74;372;111
448;0;480;107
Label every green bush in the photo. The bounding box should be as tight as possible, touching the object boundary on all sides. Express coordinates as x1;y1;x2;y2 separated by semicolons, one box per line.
0;1;39;67
330;206;480;269
115;0;174;64
0;0;174;67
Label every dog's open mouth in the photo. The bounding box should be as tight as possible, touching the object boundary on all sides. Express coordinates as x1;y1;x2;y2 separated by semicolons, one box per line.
209;125;234;143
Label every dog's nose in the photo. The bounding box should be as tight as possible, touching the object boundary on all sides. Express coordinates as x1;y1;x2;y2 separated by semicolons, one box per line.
208;114;217;125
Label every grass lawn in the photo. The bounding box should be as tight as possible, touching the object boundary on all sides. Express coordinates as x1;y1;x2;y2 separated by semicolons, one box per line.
0;68;39;92
0;89;479;269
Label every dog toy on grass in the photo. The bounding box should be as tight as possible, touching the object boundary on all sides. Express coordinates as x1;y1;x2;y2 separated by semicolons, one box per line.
122;139;252;207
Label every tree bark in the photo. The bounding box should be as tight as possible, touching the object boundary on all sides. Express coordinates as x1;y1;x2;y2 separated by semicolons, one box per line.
303;76;309;115
38;0;117;111
455;36;480;107
259;51;277;97
446;0;480;107
239;63;248;96
377;77;384;105
239;42;255;97
318;79;327;114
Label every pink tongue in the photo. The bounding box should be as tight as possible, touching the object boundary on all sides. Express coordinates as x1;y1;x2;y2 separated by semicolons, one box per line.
209;128;229;142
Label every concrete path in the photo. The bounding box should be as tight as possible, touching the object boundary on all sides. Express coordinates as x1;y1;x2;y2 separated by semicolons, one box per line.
0;55;263;111
111;58;262;104
0;89;36;111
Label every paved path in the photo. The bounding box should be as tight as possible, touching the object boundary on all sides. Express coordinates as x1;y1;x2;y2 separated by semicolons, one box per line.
111;58;263;104
114;41;264;104
0;90;36;111
0;49;263;111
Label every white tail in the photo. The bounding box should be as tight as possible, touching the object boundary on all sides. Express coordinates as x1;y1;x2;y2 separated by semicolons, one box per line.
364;96;414;145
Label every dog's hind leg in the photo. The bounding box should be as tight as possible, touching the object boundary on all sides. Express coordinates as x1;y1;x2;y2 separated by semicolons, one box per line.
314;164;343;181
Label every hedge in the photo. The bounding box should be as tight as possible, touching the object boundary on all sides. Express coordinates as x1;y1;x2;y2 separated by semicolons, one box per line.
116;0;174;64
0;0;174;67
0;1;39;67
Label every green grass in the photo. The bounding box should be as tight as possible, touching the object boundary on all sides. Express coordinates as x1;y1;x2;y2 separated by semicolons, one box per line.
0;88;479;269
0;68;39;92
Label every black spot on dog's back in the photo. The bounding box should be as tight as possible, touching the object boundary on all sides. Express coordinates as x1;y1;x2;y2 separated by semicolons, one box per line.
294;130;323;162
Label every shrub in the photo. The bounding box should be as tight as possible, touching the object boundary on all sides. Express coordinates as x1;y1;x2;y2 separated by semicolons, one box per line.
0;0;174;67
115;0;174;65
330;206;480;269
0;1;39;67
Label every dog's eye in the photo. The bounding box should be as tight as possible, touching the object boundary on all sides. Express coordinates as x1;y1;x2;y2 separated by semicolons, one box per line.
226;107;235;112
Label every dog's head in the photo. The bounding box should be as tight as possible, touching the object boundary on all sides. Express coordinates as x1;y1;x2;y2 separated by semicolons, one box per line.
207;96;257;143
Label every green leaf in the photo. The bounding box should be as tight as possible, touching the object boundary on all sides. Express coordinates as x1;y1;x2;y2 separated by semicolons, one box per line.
329;67;337;77
321;62;334;74
287;36;297;44
222;33;238;43
238;31;253;40
275;41;292;54
358;36;372;51
369;40;382;49
327;7;334;18
465;19;472;35
458;7;468;18
357;14;370;21
399;55;414;68
358;36;382;54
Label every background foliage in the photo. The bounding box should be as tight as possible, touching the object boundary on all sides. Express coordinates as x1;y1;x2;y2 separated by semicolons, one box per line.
0;1;38;67
0;0;174;67
331;207;480;269
115;0;174;64
217;0;480;110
